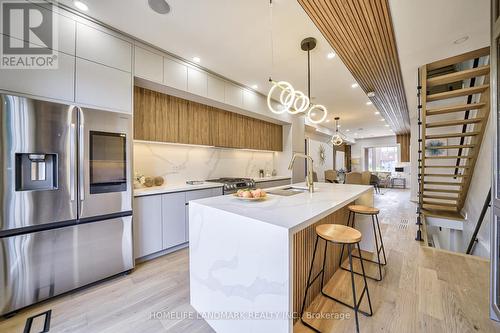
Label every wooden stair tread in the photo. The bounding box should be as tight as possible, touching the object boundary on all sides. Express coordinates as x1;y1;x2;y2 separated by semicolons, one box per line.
426;46;490;71
421;208;465;221
423;174;466;177
425;156;472;159
425;144;475;149
426;65;490;87
423;181;462;186
425;118;484;128
423;188;461;193
422;194;458;201
422;200;458;207
426;131;480;139
423;165;470;169
427;85;489;102
426;103;486;116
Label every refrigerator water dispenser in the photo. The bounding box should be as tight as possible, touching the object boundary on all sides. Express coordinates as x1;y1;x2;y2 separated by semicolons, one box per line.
15;153;58;191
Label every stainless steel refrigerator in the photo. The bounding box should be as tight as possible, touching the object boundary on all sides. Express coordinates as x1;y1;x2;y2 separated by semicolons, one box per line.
0;94;134;316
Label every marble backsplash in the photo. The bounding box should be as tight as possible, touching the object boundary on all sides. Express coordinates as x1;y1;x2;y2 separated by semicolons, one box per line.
134;141;277;184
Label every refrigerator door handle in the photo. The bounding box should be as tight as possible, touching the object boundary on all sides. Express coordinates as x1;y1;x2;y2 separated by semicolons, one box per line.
70;121;76;201
78;107;85;204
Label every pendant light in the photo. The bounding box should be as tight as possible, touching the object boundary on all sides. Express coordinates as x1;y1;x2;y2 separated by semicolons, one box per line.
328;117;344;147
266;3;328;123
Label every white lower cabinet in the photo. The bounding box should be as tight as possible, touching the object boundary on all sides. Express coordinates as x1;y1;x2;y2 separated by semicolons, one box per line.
162;192;186;249
133;195;163;259
133;187;223;259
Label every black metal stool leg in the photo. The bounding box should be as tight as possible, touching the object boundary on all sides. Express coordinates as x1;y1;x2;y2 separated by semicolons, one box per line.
357;243;373;316
300;236;321;332
348;244;360;333
375;214;387;265
371;215;383;281
338;211;353;268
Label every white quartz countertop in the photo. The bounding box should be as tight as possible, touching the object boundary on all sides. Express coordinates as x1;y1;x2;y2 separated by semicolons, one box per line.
191;182;372;231
253;176;291;182
134;182;224;197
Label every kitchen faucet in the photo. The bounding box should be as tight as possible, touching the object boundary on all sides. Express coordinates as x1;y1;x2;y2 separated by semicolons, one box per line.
288;153;315;193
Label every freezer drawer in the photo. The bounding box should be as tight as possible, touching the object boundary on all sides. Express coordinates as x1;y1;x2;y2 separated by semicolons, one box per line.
0;216;133;315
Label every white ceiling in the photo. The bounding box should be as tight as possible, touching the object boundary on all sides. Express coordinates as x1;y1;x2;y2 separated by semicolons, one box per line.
62;0;490;140
61;0;393;139
389;0;490;121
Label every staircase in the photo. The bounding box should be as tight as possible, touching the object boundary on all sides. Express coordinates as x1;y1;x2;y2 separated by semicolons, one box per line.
418;47;490;220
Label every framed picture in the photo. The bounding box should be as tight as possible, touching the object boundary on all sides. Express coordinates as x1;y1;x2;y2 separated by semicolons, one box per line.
426;139;447;157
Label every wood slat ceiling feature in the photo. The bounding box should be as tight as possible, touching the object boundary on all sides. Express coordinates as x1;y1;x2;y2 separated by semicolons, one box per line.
297;0;410;134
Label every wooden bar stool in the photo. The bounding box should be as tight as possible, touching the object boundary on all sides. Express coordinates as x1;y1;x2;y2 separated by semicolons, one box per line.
339;205;387;281
300;224;373;333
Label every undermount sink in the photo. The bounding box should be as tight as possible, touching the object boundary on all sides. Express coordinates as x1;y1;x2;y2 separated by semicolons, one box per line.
268;186;310;196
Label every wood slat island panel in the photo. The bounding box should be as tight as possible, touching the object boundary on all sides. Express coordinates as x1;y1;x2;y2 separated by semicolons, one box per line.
293;204;351;320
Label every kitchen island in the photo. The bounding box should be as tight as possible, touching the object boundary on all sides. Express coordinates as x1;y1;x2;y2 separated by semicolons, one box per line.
189;182;374;333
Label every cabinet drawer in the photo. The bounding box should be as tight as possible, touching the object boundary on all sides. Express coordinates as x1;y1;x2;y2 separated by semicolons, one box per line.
186;188;219;202
0;52;75;102
134;46;163;83
75;58;132;113
76;23;132;72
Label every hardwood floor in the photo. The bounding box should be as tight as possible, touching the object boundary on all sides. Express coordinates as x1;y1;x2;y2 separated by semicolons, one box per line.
295;189;500;332
1;188;498;332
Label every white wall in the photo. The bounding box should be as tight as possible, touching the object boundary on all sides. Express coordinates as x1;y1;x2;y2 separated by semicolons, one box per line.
461;109;493;258
134;142;276;185
306;135;334;182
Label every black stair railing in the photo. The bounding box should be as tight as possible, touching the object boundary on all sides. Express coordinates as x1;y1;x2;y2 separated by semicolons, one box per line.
416;68;424;242
454;57;480;179
465;188;491;254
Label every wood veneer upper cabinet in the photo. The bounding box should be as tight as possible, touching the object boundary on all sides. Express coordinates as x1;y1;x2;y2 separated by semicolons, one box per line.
179;100;211;145
134;87;283;151
134;87;178;142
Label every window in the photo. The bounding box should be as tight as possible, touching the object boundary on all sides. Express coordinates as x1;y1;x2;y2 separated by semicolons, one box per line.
365;146;398;172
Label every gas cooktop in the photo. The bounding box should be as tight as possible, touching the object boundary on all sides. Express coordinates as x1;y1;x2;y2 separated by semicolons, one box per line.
205;177;256;194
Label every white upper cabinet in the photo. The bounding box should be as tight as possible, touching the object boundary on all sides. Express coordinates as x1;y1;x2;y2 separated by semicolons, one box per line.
225;83;243;107
76;23;132;72
2;7;75;55
0;52;75;102
163;57;187;91
187;67;207;97
207;75;225;102
75;58;132;113
134;46;163;83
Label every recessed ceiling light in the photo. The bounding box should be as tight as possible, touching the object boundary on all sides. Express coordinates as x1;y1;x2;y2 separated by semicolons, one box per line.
374;111;380;115
385;124;389;127
148;0;171;14
74;1;88;11
192;56;201;63
380;119;385;121
251;84;258;89
326;119;330;123
351;83;359;88
453;36;469;45
366;101;372;105
367;91;375;97
327;52;336;59
311;112;317;117
346;129;350;132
